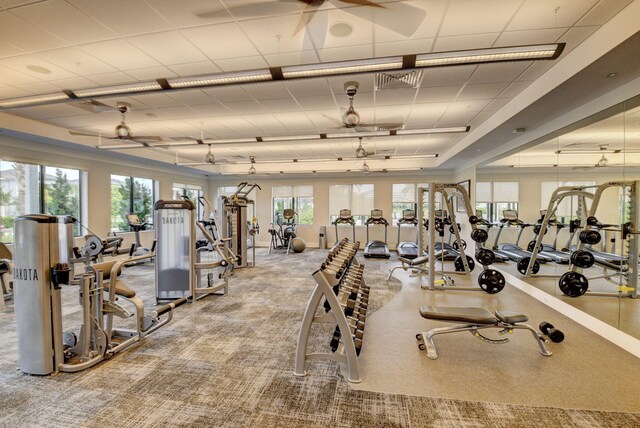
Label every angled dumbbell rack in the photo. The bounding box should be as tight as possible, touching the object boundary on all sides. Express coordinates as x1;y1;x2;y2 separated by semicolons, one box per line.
294;239;365;383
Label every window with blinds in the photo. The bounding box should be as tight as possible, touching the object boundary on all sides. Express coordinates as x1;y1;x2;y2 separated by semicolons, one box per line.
541;181;595;220
329;184;374;225
475;181;519;222
272;185;314;225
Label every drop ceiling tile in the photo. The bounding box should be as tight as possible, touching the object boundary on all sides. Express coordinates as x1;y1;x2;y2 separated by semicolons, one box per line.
50;76;100;90
0;40;25;58
0;56;78;82
373;1;442;43
166;89;215;106
284;79;331;98
181;22;260;60
374;38;433;57
496;28;568;46
371;105;411;122
439;0;521;37
36;47;118;76
420;65;476;87
468;61;531;84
0;65;40;85
258;98;301;113
507;0;598;31
457;82;510;100
447;99;492;113
433;33;501;52
167;61;221;77
15;81;61;94
237;15;309;55
264;50;320;67
375;87;419;106
498;80;532;98
129;92;185;108
214;56;269;72
80;39;162;71
0;11;67;52
515;61;554;81
87;71;138;86
128;31;209;66
576;0;632;26
215;116;261;134
312;8;373;50
274;112;315;131
437;110;478;126
68;0;171;37
243;82;291;100
153;105;199;118
221;100;267;115
415;85;461;103
145;0;232;27
125;66;176;81
13;0;117;44
318;44;373;63
407;102;450;123
557;25;599;51
296;95;338;110
203;86;254;103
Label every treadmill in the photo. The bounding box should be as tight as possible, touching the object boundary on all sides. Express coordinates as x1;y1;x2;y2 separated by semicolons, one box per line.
332;209;356;250
396;209;419;259
493;209;552;263
474;210;509;262
533;210;570;264
364;209;390;258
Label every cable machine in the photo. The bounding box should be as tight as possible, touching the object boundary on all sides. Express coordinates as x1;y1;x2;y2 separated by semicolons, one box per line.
217;182;260;268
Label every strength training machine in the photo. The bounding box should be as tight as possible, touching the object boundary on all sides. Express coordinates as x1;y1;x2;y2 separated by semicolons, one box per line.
217;182;260;268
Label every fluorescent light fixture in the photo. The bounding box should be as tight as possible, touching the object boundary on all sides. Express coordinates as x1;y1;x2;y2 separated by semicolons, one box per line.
75;82;162;97
261;134;319;142
217;166;424;175
0;93;69;108
415;44;562;67
326;131;389;139
282;56;403;78
396;126;469;135
95;143;143;150
168;69;272;88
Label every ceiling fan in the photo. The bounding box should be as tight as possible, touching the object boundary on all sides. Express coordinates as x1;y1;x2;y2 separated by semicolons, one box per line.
326;81;404;132
355;137;374;158
175;145;246;166
194;1;426;50
69;102;163;145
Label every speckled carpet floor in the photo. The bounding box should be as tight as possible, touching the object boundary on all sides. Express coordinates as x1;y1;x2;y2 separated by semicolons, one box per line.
1;249;639;427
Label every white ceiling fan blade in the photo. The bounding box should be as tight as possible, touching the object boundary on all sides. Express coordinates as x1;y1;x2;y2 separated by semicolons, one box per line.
302;4;328;51
340;0;425;38
293;3;319;36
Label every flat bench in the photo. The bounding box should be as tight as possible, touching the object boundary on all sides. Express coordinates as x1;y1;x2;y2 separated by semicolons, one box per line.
388;250;448;280
416;306;552;359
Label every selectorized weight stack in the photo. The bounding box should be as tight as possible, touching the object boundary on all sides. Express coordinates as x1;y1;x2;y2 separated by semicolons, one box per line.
217;182;260;268
155;200;233;303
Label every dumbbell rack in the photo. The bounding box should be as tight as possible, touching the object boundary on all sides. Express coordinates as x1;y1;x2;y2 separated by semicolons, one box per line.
294;238;367;383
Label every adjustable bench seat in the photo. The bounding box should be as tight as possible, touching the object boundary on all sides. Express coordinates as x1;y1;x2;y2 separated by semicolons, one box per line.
416;305;551;359
388;250;447;280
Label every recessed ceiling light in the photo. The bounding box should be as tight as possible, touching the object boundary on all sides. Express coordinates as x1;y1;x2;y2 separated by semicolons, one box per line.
26;65;51;74
330;22;353;38
146;113;157;117
606;72;617;78
513;127;526;133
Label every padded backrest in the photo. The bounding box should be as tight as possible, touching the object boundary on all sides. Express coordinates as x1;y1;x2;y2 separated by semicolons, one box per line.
0;243;12;260
90;261;121;280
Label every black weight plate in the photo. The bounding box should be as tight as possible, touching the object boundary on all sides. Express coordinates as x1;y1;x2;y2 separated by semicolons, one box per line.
517;257;539;275
559;271;589;297
452;240;467;251
471;229;488;243
570;250;595;269
454;255;475;272
579;230;601;245
526;240;543;253
478;269;505;294
475;248;495;266
469;215;478;224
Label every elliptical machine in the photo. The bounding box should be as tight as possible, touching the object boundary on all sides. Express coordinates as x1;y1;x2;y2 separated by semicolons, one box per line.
268;209;300;254
126;213;155;257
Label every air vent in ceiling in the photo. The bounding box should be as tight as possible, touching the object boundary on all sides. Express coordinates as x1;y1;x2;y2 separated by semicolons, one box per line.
375;70;423;91
375;124;405;131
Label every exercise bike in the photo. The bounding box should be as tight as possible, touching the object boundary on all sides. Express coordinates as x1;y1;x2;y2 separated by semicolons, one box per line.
125;213;156;266
268;209;298;255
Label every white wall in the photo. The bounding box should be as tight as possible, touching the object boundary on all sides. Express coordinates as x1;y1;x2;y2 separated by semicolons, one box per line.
0;135;209;251
210;172;455;249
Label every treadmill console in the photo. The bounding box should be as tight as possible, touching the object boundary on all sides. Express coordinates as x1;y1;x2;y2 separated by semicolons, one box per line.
371;209;383;219
127;213;141;225
340;209;352;219
403;209;415;219
502;210;518;221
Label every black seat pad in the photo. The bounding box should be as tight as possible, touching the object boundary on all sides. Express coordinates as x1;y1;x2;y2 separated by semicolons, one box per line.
419;306;497;324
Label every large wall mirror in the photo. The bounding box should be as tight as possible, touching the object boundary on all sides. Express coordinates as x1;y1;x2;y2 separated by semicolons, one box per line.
477;94;640;340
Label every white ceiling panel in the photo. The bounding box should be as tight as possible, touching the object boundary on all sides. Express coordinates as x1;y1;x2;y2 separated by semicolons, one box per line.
284;79;331;98
433;32;501;52
515;61;554;82
437;110;479;126
0;86;34;98
375;87;419;106
184;102;233;116
214;116;261;134
237;15;311;55
0;65;40;85
507;0;598;31
468;61;531;84
415;86;461;103
420;65;476;88
576;0;633;26
0;40;25;58
258;98;300;113
128;31;209;65
0;56;77;81
0;11;67;52
167;61;221;77
375;38;433;57
457;82;510;101
203;86;254;103
498;80;533;99
80;39;162;71
144;0;232;27
557;25;599;51
214;56;269;72
439;0;521;37
36;47;117;76
373;1;443;43
50;76;101;90
68;0;171;36
295;95;338;111
181;22;260;60
221;100;267;115
125;66;177;81
86;71;140;86
15;81;61;95
312;8;374;50
243;82;291;100
263;50;320;67
496;28;567;46
122;92;184;109
166;89;215;106
319;44;374;62
13;0;117;44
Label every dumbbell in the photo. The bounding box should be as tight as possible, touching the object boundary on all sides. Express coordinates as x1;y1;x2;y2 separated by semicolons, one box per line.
539;322;565;343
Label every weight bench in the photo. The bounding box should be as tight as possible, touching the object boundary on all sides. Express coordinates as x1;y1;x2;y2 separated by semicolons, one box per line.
387;250;449;280
416;306;552;359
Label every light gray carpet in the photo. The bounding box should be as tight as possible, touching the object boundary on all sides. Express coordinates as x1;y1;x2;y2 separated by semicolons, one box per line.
0;249;638;427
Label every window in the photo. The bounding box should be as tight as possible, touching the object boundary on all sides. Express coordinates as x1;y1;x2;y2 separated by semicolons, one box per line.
0;160;83;242
541;181;595;222
392;184;417;223
475;181;519;222
111;175;156;232
329;184;374;225
272;185;313;225
174;183;203;219
217;186;238;198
